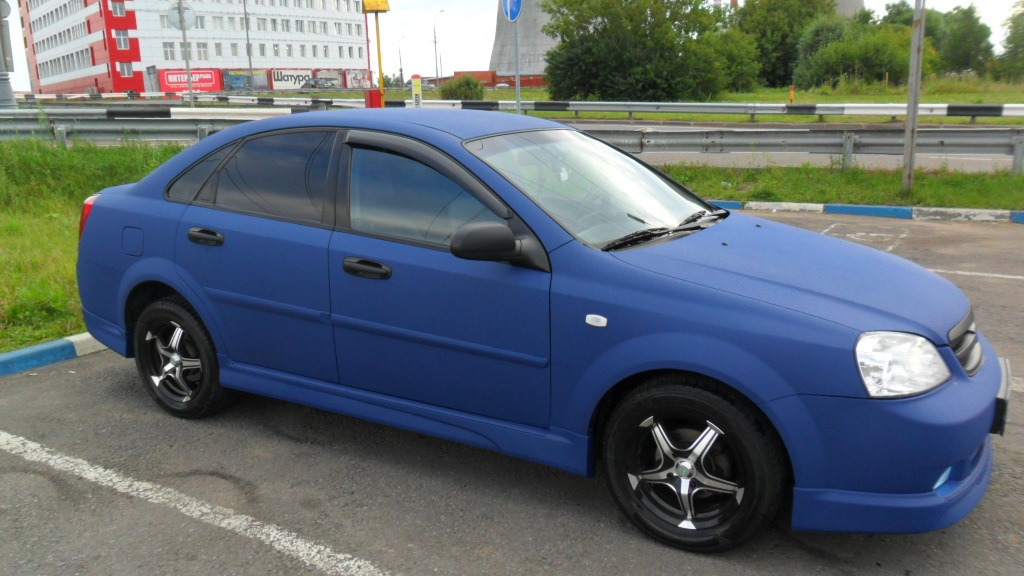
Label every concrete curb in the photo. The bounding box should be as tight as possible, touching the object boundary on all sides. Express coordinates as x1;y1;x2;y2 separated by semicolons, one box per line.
712;201;1024;224
0;334;107;377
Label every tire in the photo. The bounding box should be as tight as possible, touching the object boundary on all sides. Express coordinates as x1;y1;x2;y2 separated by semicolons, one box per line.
603;375;786;552
133;298;226;419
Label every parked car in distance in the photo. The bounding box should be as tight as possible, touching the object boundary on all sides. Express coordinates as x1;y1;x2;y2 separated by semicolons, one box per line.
493;82;510;89
78;109;1010;553
300;78;337;89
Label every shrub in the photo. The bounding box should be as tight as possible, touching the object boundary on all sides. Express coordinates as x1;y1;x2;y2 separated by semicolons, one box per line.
440;75;485;100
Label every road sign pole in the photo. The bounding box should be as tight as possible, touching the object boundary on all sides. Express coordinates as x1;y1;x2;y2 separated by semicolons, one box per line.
514;19;521;115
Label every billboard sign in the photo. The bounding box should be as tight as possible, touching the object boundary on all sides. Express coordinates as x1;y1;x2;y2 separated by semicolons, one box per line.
223;69;269;91
159;69;222;92
270;69;314;90
344;69;372;89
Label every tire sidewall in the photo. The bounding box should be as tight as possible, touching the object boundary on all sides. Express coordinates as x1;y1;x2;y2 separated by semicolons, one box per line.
133;299;221;418
603;383;782;552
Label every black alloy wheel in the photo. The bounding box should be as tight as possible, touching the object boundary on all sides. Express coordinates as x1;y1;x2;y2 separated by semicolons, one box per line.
603;375;786;552
134;298;226;419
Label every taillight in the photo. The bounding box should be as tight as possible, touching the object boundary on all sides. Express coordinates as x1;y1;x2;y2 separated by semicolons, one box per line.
79;194;99;239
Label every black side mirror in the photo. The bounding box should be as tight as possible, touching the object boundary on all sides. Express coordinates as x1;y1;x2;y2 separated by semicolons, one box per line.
450;221;521;262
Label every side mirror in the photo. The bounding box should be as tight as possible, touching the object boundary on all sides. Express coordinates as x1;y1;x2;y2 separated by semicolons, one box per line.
450;221;521;262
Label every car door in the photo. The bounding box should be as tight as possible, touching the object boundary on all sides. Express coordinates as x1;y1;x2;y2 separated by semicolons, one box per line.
175;129;341;383
328;131;552;428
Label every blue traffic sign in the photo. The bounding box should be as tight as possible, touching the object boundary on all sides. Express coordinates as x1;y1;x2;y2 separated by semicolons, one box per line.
502;0;522;22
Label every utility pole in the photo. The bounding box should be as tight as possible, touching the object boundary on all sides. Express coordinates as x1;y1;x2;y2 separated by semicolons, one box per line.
902;0;926;195
242;0;254;90
175;1;195;107
433;10;444;87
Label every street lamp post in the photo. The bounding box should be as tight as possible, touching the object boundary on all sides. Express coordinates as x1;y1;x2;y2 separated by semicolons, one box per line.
242;0;254;90
0;0;17;108
398;38;405;88
433;10;444;87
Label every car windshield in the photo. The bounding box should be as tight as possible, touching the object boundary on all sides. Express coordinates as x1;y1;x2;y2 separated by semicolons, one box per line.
465;129;713;247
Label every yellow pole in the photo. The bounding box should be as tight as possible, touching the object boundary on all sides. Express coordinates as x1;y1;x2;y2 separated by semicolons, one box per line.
375;13;385;99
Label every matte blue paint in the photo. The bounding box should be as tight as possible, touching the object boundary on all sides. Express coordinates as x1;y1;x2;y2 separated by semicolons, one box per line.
824;203;914;219
1012;211;1024;224
0;339;77;377
76;109;1006;537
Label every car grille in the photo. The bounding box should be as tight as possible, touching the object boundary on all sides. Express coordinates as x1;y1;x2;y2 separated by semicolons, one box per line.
949;310;983;377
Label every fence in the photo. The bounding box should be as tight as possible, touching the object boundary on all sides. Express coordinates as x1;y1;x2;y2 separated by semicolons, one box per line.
1;108;1022;173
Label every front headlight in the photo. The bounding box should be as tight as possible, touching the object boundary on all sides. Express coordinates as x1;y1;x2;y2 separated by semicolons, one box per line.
856;332;951;398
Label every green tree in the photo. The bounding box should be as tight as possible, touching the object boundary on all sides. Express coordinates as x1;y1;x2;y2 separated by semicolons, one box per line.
541;0;728;101
736;0;836;87
440;75;485;100
998;2;1024;81
707;29;762;93
940;6;993;73
793;24;938;88
880;1;949;56
881;1;913;26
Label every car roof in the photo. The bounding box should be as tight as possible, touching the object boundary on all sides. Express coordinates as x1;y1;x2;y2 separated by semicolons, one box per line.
226;108;567;142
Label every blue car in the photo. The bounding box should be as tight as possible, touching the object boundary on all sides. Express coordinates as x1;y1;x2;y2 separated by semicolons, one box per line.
77;109;1010;552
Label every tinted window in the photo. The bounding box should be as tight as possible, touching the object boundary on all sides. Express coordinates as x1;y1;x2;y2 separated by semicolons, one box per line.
349;147;502;245
167;145;233;202
214;131;334;223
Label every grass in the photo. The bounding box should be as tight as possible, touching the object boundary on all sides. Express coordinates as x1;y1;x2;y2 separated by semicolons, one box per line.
662;164;1024;210
0;140;182;354
0;136;1022;355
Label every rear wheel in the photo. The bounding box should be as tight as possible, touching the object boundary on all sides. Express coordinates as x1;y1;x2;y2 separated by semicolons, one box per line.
133;298;226;419
603;376;785;552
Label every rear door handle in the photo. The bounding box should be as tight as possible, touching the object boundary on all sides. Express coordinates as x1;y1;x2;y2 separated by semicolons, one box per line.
343;257;392;280
188;227;224;246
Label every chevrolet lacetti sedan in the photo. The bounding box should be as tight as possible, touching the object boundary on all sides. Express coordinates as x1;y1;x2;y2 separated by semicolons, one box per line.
77;109;1010;552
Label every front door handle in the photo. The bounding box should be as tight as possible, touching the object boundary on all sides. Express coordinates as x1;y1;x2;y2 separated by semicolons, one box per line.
188;227;224;247
343;257;392;280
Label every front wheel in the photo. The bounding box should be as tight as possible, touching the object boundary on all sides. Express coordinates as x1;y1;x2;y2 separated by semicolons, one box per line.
133;298;226;419
603;377;786;552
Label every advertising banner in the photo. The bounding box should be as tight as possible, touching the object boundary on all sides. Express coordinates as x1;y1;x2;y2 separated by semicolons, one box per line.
344;69;372;89
224;69;269;91
270;69;314;90
159;69;223;92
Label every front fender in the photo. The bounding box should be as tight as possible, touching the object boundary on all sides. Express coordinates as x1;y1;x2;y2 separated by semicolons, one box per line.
552;331;800;435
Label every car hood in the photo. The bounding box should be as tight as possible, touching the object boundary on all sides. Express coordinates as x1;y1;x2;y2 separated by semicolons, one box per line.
611;213;968;345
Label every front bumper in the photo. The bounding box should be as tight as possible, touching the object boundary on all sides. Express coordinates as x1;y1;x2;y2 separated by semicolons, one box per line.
765;346;1010;534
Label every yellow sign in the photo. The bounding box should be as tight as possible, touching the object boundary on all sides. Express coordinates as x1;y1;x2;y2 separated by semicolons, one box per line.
362;0;390;13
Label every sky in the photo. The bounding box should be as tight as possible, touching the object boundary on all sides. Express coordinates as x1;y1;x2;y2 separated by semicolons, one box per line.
1;1;1015;93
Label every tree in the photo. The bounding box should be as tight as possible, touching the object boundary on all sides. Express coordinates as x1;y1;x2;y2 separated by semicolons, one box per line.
998;2;1024;81
736;0;836;87
707;29;762;93
880;1;949;56
793;24;939;88
541;0;731;101
940;6;993;73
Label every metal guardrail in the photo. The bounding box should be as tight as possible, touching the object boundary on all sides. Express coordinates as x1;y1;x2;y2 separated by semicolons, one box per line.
16;92;1024;121
1;109;1021;173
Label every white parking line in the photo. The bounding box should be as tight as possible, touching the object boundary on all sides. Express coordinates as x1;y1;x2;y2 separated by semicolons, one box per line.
929;269;1024;281
0;430;388;576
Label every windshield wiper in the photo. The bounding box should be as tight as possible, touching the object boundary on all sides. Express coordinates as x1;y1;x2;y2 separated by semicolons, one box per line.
601;227;671;251
671;208;728;232
601;210;728;252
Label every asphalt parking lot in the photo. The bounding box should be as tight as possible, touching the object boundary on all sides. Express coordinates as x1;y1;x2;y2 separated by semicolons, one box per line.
1;211;1021;576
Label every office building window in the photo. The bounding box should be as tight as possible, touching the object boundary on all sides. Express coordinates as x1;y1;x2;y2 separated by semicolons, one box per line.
114;30;130;50
163;42;175;61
